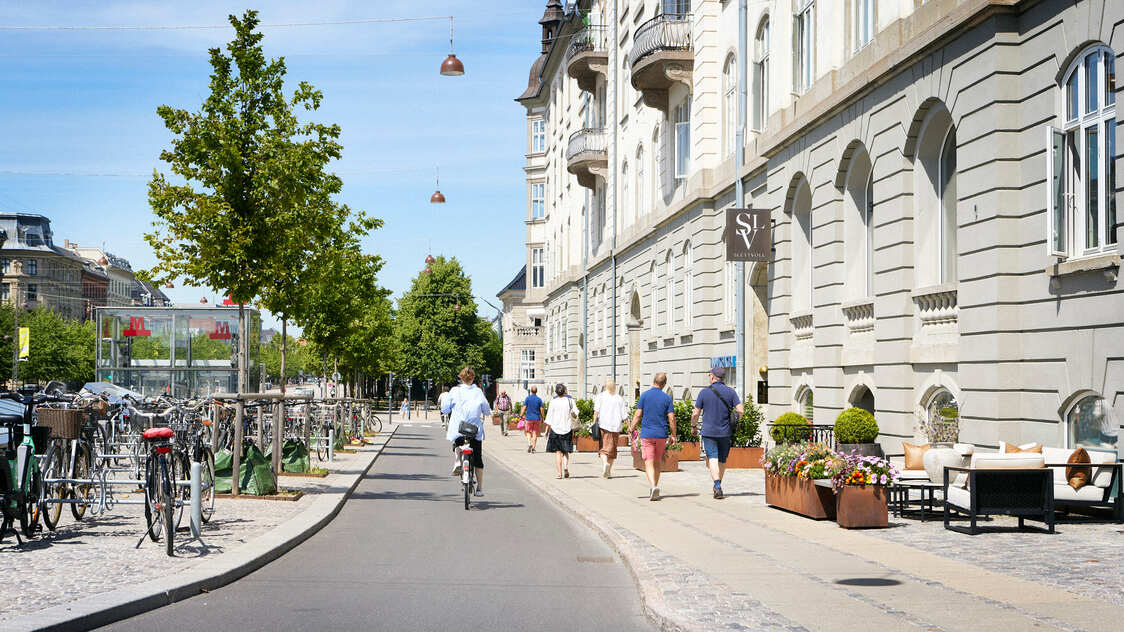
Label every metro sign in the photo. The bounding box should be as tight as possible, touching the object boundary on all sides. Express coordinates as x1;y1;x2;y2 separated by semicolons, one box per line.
209;321;232;340
122;317;152;337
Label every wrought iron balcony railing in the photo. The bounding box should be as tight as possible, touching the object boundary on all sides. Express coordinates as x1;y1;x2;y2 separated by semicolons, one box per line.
565;128;608;162
629;13;692;69
567;24;609;61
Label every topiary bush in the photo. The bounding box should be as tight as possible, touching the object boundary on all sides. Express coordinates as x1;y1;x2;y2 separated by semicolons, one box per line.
834;407;878;444
770;412;810;444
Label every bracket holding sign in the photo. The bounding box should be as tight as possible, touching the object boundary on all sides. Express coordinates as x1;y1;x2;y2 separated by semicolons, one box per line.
726;208;771;263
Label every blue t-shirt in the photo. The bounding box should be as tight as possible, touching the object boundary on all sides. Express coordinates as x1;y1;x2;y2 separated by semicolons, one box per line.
523;394;543;421
637;387;673;439
695;382;740;438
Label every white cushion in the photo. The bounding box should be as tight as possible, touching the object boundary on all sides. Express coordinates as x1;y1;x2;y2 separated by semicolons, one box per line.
953;443;974;456
969;452;1045;469
1053;483;1108;502
898;468;930;480
946;485;971;511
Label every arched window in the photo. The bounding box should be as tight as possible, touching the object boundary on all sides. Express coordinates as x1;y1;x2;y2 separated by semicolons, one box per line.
682;241;693;330
636;145;646;222
789;178;813;312
621;159;630;230
723;53;737;157
649;262;657;337
660;249;669;332
1067;394;1116;453
1049;45;1117;257
843;147;874;299
724;258;735;324
796;386;814;422
753;16;769;130
915;106;957;286
922;388;959;443
851;385;874;415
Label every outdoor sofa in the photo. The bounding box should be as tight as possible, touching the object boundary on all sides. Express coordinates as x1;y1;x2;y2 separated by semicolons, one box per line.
943;453;1055;535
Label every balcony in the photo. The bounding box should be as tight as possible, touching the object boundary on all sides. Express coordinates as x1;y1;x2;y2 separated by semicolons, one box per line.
565;128;608;190
566;25;609;93
629;13;693;112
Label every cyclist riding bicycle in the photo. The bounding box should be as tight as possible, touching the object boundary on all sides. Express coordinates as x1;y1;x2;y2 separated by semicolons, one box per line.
443;366;491;497
437;385;451;429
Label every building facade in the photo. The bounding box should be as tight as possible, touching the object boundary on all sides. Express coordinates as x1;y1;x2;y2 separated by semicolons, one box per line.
496;266;546;401
512;0;1123;458
0;213;85;320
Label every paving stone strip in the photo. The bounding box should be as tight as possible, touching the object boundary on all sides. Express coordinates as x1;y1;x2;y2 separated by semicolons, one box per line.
0;426;397;626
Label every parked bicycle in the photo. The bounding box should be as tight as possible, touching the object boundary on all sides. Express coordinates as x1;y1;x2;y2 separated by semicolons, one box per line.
0;391;66;544
140;426;177;556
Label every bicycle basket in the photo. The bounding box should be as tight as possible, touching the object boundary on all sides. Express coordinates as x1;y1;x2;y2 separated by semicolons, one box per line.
37;408;83;440
457;421;479;438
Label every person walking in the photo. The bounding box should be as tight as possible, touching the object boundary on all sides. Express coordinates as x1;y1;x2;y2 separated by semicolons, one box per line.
691;367;744;499
400;397;411;420
544;383;577;479
593;378;628;478
443;366;491;496
522;386;544;452
628;373;676;501
495;390;512;436
437;385;451;429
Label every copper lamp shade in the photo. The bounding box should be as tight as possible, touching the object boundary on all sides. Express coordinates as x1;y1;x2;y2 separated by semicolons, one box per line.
425;254;436;264
430;189;446;204
424;266;433;274
199;297;208;304
440;53;465;76
164;281;174;289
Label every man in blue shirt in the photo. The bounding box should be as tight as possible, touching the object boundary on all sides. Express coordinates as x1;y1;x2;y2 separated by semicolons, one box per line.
628;373;676;501
522;386;544;453
692;367;744;499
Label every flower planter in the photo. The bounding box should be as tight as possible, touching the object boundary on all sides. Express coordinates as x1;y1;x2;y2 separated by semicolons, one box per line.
631;448;680;472
507;419;521;431
764;473;836;520
574;435;600;452
836;443;884;459
678;441;700;461
725;446;764;469
834;484;889;528
492;415;502;426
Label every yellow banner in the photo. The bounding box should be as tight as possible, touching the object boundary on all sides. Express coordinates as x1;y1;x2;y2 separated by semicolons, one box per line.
18;327;29;359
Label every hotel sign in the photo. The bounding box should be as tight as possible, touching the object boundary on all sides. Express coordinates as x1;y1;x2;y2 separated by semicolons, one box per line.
725;208;771;263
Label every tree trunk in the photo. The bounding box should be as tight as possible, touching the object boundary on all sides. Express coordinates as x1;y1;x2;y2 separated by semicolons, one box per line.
280;318;287;397
238;304;246;394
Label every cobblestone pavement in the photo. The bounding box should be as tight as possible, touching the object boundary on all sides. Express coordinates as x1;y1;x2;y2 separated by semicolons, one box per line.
0;435;389;623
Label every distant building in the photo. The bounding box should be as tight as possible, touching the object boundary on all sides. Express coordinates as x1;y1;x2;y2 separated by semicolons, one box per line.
0;213;85;320
132;280;171;307
497;266;544;401
69;245;136;307
79;262;109;321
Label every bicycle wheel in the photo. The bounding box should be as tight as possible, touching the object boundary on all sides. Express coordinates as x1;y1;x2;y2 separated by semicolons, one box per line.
160;457;175;556
200;448;216;524
463;481;470;510
372;415;383;434
40;445;65;531
24;463;44;537
71;441;93;521
314;429;327;462
143;456;162;543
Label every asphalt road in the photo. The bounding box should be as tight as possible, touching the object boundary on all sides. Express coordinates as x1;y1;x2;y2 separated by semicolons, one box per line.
100;422;655;632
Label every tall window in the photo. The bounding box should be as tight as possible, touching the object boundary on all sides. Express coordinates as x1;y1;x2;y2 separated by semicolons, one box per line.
723;54;736;157
531;119;546;153
520;350;536;380
865;171;874;296
793;1;815;94
790;179;813;312
0;285;8;302
531;248;544;288
938;129;957;283
0;259;8;274
1049;45;1117;257
674;100;690;179
753;17;770;131
916;107;958;286
682;242;693;330
664;251;675;332
844;148;874;299
636;146;646;221
661;0;691;17
797;387;814;421
724;260;735;323
27;260;37;276
1067;393;1116;453
621;160;630;228
852;0;873;52
27;284;37;303
649;262;657;336
531;182;545;219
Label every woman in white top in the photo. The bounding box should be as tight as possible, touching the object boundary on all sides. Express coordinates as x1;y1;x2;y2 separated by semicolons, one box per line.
593;378;628;478
544;383;578;479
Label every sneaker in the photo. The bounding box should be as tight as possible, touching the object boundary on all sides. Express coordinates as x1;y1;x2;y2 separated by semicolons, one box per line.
474;487;484;497
531;447;536;454
713;486;724;500
527;445;532;453
564;469;570;479
650;487;660;501
602;462;610;478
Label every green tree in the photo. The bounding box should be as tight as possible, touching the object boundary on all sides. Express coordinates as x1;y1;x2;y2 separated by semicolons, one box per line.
394;257;488;384
0;307;96;385
476;317;502;381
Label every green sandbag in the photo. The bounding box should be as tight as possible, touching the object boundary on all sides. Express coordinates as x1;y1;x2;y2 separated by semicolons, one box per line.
213;443;278;495
265;438;310;473
333;422;346;450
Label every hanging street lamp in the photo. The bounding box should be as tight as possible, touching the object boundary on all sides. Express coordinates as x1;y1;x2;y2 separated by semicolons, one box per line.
440;17;465;76
430;166;446;204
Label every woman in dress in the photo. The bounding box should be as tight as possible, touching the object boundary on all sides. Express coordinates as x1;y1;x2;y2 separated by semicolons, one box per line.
544;383;577;479
593;378;628;478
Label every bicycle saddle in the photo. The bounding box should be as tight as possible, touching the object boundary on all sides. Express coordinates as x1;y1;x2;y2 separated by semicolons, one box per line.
142;427;175;441
0;414;24;426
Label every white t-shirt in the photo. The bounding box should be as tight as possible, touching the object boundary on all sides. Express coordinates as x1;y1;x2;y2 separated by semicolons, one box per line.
545;395;577;435
594;391;628;433
437;391;451;412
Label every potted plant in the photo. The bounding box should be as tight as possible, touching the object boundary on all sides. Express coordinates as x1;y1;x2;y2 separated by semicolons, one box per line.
769;412;810;444
828;453;897;528
834;408;882;458
573;398;599;451
630;430;680;472
674;399;699;461
762;442;838;519
726;398;765;468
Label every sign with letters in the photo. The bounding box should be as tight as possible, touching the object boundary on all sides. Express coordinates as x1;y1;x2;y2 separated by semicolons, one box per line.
122;316;152;337
725;208;771;262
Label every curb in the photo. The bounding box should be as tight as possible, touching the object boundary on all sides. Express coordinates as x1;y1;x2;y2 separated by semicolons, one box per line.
489;449;689;632
7;426;398;632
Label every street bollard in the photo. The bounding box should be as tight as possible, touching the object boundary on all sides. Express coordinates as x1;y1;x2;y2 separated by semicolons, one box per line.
328;426;334;463
190;460;202;539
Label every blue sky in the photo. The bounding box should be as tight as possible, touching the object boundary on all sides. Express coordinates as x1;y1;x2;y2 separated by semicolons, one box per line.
0;0;541;330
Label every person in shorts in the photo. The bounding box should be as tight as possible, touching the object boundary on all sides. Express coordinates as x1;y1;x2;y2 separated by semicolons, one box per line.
692;367;744;499
544;383;577;479
522;386;544;452
628;373;676;501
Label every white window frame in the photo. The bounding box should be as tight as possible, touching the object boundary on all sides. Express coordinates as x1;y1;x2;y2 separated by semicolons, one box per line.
793;1;815;95
531;119;546;153
531;247;545;288
664;251;674;333
636;145;646;221
1065;392;1116;454
753;17;770;131
682;242;693;331
851;0;873;53
621;160;630;229
520;349;536;380
531;182;545;220
723;54;736;157
674;100;690;180
1048;45;1117;258
864;171;875;297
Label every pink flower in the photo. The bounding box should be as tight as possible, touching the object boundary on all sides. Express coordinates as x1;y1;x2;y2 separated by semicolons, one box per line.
879;474;887;485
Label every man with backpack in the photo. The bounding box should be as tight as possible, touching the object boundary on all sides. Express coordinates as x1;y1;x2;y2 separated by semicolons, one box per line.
691;367;744;499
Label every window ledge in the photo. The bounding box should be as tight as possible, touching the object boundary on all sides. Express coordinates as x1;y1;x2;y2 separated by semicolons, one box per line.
1046;253;1120;283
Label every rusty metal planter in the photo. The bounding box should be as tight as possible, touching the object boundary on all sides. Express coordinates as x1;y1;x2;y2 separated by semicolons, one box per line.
725;447;764;469
678;441;700;461
632;447;680;472
574;436;600;452
835;485;889;528
764;473;836;520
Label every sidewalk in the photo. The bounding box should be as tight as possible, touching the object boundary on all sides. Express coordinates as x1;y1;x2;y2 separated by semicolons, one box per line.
1;425;397;631
488;431;1124;632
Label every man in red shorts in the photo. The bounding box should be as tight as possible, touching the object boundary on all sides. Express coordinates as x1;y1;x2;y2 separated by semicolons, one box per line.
628;373;676;501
